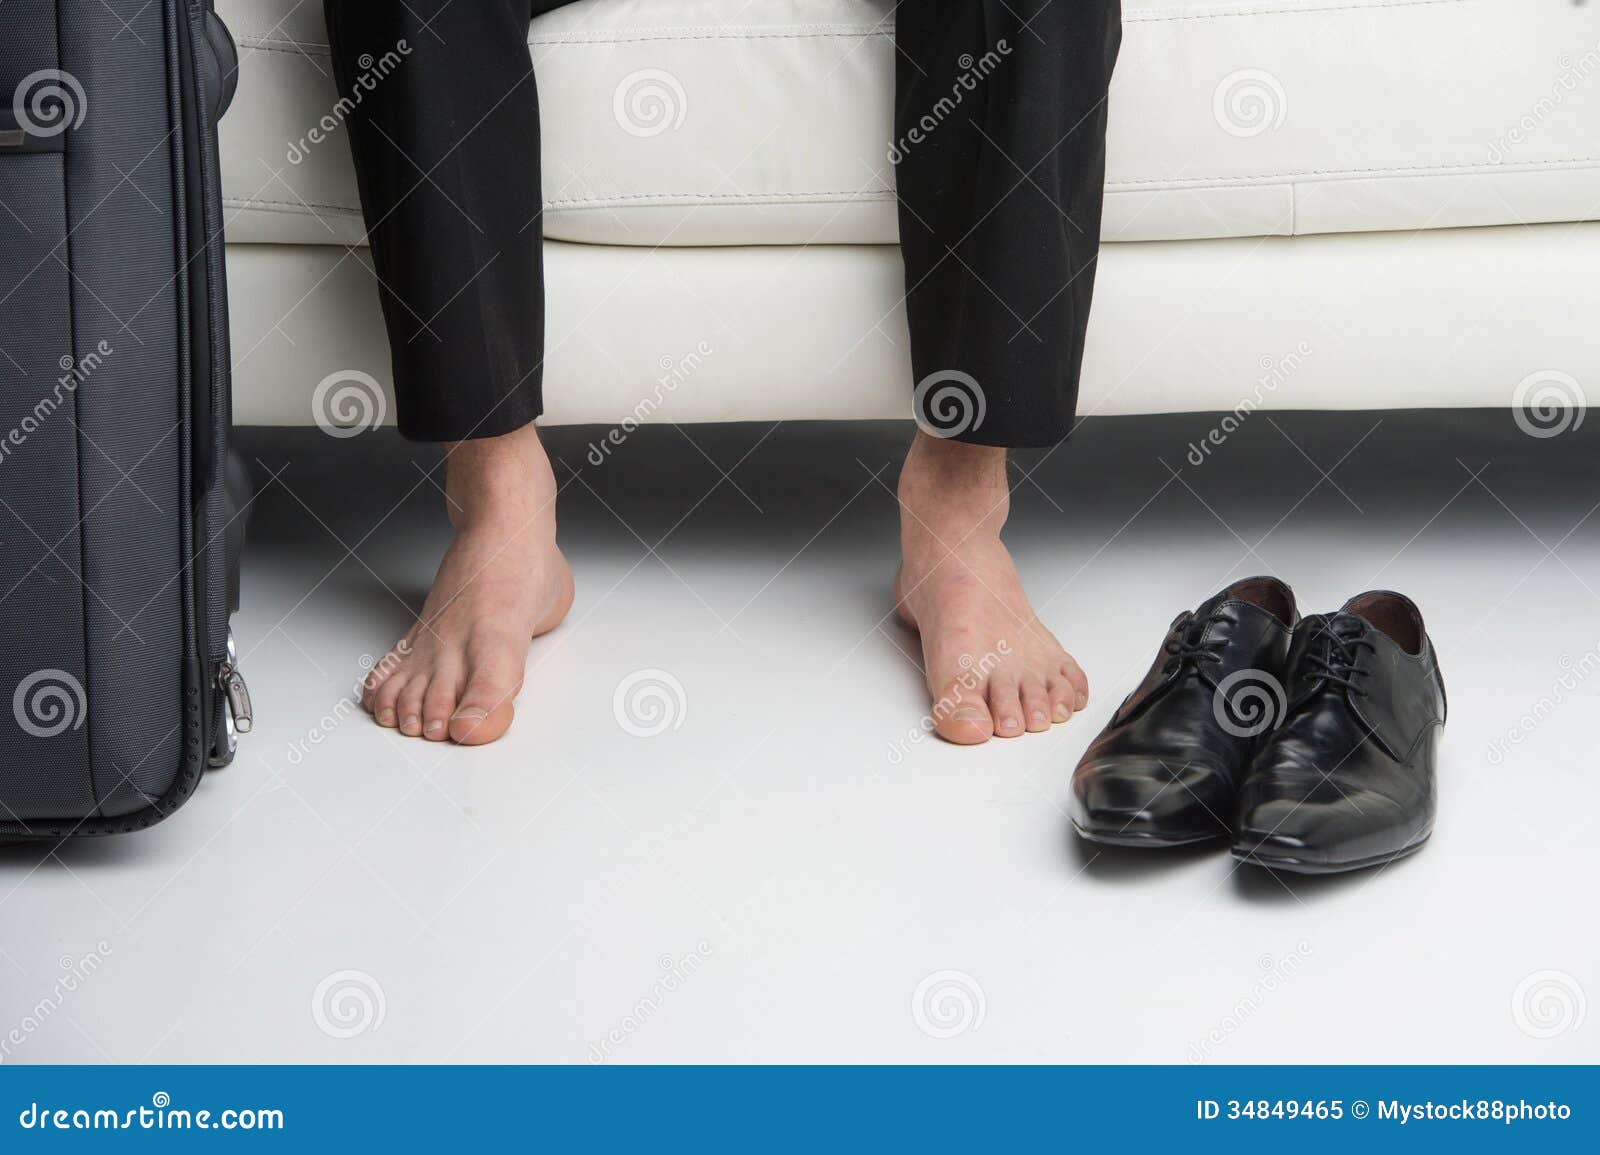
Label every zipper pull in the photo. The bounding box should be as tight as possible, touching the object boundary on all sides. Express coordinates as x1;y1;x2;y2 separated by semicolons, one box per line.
218;633;253;734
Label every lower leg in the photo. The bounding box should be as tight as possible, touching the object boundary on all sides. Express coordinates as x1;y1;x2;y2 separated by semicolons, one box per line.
893;0;1121;448
327;1;566;743
362;421;573;745
892;2;1118;742
894;432;1088;745
324;0;546;442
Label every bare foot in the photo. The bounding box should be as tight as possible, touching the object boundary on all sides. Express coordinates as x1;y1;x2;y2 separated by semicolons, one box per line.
893;431;1088;745
362;423;573;745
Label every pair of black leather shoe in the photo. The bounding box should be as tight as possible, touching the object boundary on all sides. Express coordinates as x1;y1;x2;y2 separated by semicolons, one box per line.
1069;577;1446;874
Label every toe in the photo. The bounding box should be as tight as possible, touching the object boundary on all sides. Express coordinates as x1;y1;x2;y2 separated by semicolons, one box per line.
1046;672;1076;724
1063;657;1090;709
396;677;427;737
988;676;1025;738
372;672;408;728
421;665;464;742
361;645;405;712
449;700;515;746
448;640;523;746
929;680;994;745
1019;676;1051;733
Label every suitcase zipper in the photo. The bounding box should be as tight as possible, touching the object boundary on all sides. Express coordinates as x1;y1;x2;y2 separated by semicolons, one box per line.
216;632;253;736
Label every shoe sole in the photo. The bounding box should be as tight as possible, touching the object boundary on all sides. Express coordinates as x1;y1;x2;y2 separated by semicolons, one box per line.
1071;821;1227;849
1231;832;1432;875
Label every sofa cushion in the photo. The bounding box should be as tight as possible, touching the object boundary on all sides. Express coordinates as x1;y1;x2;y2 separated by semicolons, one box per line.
218;0;1600;247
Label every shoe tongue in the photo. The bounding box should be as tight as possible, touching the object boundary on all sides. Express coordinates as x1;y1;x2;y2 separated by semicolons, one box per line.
1190;586;1259;638
1193;588;1236;621
1183;590;1245;650
1326;611;1369;641
1196;577;1289;625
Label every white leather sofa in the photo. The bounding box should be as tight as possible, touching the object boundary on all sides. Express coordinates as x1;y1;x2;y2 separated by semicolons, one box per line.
219;0;1600;430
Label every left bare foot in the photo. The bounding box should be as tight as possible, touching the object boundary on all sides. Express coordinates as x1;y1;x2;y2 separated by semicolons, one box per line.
362;423;572;745
893;431;1089;745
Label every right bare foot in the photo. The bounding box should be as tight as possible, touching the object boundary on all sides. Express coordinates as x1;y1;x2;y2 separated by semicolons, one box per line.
893;432;1088;745
362;423;573;745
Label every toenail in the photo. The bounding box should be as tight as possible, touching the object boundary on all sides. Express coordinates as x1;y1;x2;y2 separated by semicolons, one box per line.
425;720;444;736
1076;692;1089;709
953;707;986;723
377;709;396;726
452;708;488;722
1001;717;1020;731
1053;704;1070;723
1031;711;1048;726
401;715;420;730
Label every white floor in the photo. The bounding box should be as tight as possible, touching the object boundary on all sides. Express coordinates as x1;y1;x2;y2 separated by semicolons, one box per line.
3;412;1596;1065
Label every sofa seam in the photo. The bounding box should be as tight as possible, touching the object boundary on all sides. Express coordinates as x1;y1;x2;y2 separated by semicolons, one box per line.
225;152;1600;218
529;27;895;47
1107;157;1600;187
1123;0;1468;21
227;190;898;213
237;27;897;56
549;191;894;206
230;0;1469;51
226;38;1600;186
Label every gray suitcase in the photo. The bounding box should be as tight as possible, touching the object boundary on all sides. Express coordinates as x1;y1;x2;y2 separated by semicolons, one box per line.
0;0;249;836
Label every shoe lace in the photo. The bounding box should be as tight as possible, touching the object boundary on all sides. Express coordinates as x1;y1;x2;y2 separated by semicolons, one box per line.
1307;622;1376;699
1161;613;1230;676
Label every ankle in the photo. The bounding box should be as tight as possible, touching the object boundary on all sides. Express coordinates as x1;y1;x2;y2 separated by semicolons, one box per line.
898;432;1011;542
443;423;557;531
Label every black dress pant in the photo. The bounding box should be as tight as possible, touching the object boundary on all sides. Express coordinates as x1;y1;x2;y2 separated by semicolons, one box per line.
324;1;1120;448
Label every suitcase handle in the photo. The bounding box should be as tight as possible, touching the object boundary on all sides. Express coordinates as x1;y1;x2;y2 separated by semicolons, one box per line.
198;9;239;125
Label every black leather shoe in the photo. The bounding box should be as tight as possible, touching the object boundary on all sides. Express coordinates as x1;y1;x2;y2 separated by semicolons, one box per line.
1232;591;1445;874
1070;577;1298;847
